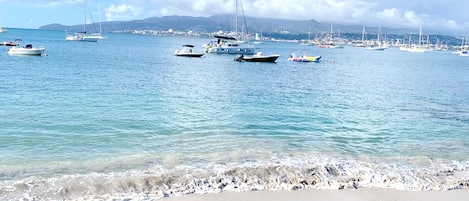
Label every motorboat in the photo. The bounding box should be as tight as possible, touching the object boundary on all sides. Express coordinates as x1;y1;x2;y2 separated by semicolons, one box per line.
460;51;469;57
1;41;18;46
8;44;45;56
175;45;204;57
234;52;279;62
288;53;321;62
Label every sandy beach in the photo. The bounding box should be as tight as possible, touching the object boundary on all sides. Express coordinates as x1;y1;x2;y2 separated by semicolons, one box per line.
164;188;469;201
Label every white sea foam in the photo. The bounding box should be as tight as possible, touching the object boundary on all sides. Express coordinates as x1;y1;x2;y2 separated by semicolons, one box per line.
1;155;468;200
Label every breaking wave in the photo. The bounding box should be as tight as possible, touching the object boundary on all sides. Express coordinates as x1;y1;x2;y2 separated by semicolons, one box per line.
1;156;469;200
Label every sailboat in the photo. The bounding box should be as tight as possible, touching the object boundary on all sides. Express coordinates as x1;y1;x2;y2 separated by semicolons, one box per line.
0;18;6;33
89;5;106;40
353;27;367;47
365;26;387;50
452;36;467;55
66;0;98;42
318;24;343;49
406;25;429;53
300;27;315;46
203;0;256;55
253;30;265;44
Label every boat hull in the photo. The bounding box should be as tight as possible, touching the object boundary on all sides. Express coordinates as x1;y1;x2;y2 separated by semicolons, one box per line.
175;53;204;57
207;46;256;55
235;55;279;62
288;56;321;62
8;47;45;56
318;45;343;49
365;47;387;51
66;35;98;42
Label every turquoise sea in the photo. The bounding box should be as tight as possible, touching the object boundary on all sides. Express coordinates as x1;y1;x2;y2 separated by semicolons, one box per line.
1;28;469;200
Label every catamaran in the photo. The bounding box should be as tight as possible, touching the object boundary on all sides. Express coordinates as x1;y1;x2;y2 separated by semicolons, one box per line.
203;0;256;55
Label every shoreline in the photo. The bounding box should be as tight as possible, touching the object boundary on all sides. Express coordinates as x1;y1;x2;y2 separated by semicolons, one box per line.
164;188;469;201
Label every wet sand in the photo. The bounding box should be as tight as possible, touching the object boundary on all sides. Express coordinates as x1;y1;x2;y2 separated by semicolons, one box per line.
164;188;469;201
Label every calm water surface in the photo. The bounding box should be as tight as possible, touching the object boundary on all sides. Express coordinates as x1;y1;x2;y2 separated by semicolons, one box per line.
1;29;469;200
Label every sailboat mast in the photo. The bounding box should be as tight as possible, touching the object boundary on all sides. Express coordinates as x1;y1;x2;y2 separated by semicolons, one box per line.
361;27;365;43
98;5;102;34
235;0;238;37
418;25;422;47
83;0;87;33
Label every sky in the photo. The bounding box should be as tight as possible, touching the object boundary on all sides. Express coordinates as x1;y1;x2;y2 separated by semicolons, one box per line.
1;0;468;34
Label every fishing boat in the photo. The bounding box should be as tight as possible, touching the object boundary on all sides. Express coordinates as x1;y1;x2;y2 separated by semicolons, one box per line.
7;43;45;56
175;45;204;57
66;0;98;42
234;52;279;62
288;53;321;62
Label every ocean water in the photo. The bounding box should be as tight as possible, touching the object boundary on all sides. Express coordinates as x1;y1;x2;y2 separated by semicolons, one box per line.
1;28;469;200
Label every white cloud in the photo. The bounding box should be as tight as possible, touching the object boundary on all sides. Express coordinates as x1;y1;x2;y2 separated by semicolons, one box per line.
105;4;142;21
8;0;464;32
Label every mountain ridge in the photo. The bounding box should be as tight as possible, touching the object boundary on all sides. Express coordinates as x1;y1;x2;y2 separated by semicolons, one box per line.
39;15;417;35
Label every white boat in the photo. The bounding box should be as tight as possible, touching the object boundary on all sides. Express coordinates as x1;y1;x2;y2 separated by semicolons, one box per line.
204;0;256;55
319;25;344;49
66;0;98;42
253;32;265;44
460;51;469;57
452;36;467;54
175;45;204;57
353;27;367;47
365;26;387;51
66;32;98;42
405;25;430;53
300;27;315;46
8;44;45;56
0;27;6;33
